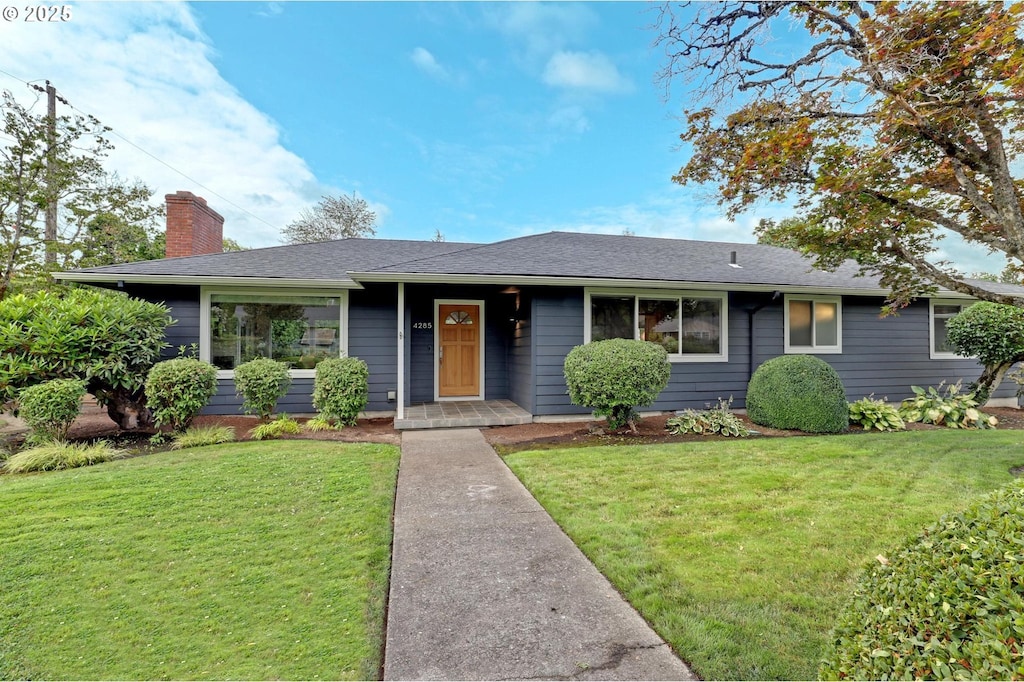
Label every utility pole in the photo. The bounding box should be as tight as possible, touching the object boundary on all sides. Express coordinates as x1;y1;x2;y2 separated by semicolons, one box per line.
44;80;57;266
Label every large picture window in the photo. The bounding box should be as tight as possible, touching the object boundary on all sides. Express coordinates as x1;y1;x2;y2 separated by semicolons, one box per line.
586;290;728;362
784;295;841;353
203;290;346;375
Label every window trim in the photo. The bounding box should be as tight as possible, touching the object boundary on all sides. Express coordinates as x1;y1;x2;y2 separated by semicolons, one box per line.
929;298;969;360
200;287;350;379
583;288;729;363
783;294;843;354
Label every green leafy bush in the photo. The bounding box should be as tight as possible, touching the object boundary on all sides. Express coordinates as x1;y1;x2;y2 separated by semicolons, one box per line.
4;440;126;473
17;378;86;443
144;358;219;432
563;339;671;430
899;382;997;429
312;357;369;427
232;358;291;419
945;301;1024;403
0;288;172;429
666;398;749;437
821;479;1024;680
171;425;236;449
848;396;905;432
250;416;301;441
746;355;848;433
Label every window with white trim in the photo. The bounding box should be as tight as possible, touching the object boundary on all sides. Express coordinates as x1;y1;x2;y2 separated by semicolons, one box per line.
201;289;348;376
585;289;728;362
784;295;842;353
930;299;968;358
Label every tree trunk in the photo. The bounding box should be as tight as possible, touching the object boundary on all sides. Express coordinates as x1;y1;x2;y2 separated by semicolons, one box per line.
91;384;152;430
972;362;1015;406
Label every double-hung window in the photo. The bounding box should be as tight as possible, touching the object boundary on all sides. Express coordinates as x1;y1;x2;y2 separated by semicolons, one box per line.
930;299;968;359
784;295;842;353
201;289;348;378
586;289;728;362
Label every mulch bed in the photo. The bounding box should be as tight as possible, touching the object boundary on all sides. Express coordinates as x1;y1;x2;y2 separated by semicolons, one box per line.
10;402;1024;455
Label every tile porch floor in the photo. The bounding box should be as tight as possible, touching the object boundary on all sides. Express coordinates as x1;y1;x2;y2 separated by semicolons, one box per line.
393;399;533;430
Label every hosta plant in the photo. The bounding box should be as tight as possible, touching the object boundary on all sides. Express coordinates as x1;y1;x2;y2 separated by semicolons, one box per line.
848;397;905;432
899;382;997;429
666;398;749;437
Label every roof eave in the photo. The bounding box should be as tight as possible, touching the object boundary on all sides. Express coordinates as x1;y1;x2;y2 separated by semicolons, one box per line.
348;271;900;296
53;272;363;289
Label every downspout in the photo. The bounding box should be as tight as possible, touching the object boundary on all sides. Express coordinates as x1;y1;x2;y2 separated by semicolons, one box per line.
747;291;781;381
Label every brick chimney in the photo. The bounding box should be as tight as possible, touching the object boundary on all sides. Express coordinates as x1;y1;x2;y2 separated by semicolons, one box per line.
165;191;224;258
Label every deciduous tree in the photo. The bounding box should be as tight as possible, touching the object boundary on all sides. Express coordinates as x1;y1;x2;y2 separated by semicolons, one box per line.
0;91;163;297
656;1;1024;310
282;192;377;244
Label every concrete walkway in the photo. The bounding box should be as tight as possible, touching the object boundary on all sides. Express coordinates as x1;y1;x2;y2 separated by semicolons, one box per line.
384;428;695;681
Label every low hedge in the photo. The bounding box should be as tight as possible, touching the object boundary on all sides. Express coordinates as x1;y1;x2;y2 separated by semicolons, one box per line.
821;480;1024;680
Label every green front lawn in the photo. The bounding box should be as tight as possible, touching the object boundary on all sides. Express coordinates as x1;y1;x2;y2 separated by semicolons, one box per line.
504;430;1024;680
0;441;400;680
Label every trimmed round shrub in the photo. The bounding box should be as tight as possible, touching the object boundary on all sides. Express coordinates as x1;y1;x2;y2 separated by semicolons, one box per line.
312;357;369;427
821;480;1024;680
746;355;848;433
145;358;219;432
232;358;291;419
18;378;86;442
564;339;670;430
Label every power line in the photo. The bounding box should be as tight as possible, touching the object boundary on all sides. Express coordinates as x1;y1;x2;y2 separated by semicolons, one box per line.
0;70;282;231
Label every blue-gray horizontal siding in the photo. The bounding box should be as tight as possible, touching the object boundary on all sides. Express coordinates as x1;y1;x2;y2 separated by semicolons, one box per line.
529;290;1010;416
781;297;1016;403
348;284;398;412
127;283;400;415
508;292;535;413
206;378;315;415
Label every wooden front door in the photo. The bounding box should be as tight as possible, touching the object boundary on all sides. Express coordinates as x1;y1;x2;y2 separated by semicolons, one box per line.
438;303;481;398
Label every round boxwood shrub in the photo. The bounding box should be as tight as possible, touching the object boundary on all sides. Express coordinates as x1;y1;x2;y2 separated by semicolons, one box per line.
746;355;848;433
144;358;219;432
18;378;86;442
232;358;291;420
312;357;369;427
563;339;670;430
821;480;1024;680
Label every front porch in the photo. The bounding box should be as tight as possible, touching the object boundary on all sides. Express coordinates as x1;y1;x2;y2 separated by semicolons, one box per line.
394;399;533;430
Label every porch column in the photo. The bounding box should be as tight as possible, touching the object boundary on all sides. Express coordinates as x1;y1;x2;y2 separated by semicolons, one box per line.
397;282;405;421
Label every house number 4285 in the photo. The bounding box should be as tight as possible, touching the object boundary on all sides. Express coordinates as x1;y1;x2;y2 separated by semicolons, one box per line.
413;322;433;330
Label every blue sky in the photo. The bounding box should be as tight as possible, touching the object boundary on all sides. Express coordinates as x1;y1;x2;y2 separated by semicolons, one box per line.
0;1;1006;274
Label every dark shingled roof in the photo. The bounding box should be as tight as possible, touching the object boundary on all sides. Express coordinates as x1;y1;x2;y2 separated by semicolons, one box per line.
68;238;476;282
359;231;878;290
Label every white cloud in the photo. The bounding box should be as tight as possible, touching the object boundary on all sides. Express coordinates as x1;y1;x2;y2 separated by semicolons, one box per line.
543;51;633;94
410;47;452;83
0;2;360;248
484;3;598;65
